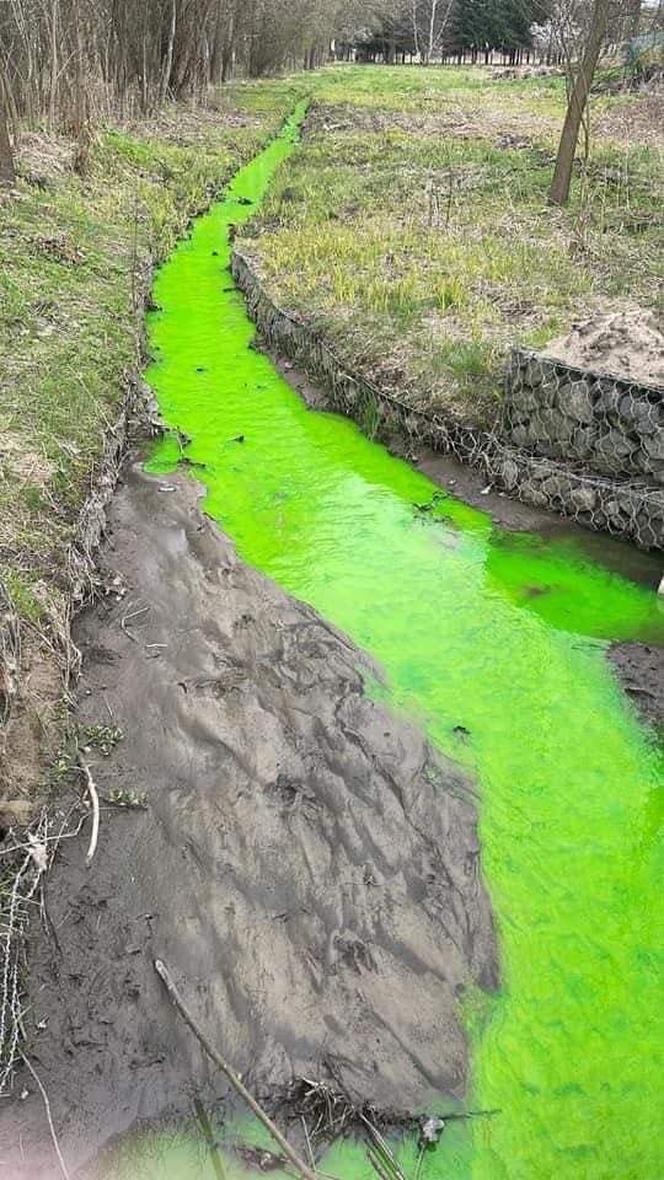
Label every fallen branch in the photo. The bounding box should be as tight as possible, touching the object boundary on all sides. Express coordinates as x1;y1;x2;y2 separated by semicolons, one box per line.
153;958;319;1180
20;1051;72;1180
77;755;99;865
120;602;149;643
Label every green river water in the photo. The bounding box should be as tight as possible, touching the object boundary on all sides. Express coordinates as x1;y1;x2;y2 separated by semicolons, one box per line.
115;107;663;1179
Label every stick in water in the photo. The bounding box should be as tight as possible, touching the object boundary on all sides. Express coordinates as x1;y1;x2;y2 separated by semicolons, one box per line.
153;958;319;1180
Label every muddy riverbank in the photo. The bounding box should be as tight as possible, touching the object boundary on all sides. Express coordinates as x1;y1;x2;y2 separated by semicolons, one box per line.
1;464;496;1177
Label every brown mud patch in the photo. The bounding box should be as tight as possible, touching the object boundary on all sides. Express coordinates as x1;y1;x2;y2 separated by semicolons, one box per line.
1;464;497;1178
609;641;664;732
543;306;664;388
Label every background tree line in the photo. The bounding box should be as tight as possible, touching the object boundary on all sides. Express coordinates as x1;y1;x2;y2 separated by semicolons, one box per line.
346;0;646;66
0;0;656;196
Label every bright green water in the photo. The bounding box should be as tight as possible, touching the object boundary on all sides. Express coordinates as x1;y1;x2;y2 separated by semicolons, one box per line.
134;107;664;1178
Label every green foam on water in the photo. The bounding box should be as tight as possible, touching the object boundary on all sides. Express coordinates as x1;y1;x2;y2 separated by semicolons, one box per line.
127;107;664;1178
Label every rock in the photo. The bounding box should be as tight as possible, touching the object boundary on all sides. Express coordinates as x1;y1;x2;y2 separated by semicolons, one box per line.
541;474;573;502
569;425;597;459
524;358;544;388
618;394;661;436
519;480;548;507
558;378;594;423
568;484;597;513
595;428;637;472
533;408;574;444
500;458;519;491
0;799;33;826
642;432;664;462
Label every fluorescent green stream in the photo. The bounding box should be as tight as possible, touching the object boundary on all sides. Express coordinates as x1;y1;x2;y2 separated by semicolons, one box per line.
134;107;664;1178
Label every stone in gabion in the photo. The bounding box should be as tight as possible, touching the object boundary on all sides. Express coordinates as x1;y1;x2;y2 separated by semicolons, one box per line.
595;428;637;467
568;484;597;514
501;458;519;490
540;408;575;442
558;379;594;424
520;480;548;507
618;394;661;436
642;432;664;462
541;474;573;502
524;358;544;388
569;425;598;459
595;380;623;417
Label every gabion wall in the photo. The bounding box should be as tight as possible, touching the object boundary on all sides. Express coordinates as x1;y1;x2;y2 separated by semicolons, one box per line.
503;350;664;485
232;250;664;551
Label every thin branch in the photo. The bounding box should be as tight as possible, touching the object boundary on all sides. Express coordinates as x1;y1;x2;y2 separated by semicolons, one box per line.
153;958;320;1180
77;756;99;865
19;1052;72;1180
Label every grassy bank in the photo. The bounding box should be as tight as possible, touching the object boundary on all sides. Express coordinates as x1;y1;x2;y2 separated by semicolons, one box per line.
0;78;304;794
240;65;663;425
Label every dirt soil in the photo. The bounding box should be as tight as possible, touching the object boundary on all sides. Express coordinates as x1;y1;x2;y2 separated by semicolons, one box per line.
543;306;664;388
1;463;497;1179
609;641;664;733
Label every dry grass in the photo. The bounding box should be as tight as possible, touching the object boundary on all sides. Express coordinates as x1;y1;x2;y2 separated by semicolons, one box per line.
240;65;663;425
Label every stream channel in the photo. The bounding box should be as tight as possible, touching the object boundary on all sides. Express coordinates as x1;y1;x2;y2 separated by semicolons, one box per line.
72;106;664;1177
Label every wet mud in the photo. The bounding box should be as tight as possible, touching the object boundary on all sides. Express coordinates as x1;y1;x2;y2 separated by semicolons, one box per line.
609;641;664;731
2;465;496;1177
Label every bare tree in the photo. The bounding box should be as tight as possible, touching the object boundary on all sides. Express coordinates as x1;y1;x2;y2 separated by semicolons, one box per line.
0;101;14;185
548;0;610;205
411;0;454;63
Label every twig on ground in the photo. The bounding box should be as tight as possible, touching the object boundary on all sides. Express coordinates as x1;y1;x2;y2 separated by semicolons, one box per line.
301;1114;316;1171
153;958;320;1180
77;755;99;865
361;1116;408;1180
120;602;149;642
19;1051;71;1180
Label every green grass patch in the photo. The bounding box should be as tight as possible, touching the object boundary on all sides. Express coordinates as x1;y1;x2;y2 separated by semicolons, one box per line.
239;64;663;424
0;84;303;633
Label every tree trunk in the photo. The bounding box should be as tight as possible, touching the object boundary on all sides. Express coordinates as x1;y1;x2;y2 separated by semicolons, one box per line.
548;0;609;206
49;0;59;127
625;0;641;38
0;100;15;186
161;0;177;101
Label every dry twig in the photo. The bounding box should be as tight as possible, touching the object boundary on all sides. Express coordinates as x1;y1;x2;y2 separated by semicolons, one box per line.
20;1051;72;1180
153;958;319;1180
77;755;99;865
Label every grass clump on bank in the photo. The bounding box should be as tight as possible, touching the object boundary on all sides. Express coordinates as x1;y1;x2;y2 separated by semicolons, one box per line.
240;65;663;425
0;80;304;792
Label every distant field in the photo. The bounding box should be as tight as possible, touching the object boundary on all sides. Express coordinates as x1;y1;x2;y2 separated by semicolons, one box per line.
241;65;663;425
